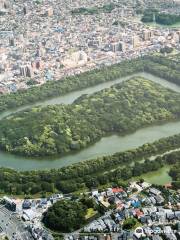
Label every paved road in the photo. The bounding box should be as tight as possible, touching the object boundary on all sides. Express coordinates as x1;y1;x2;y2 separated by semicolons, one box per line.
65;211;113;239
0;204;33;240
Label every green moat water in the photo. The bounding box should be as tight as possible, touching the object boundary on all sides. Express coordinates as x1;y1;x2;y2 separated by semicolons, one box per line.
0;72;179;176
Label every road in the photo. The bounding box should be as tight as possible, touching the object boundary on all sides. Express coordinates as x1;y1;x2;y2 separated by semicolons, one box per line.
0;204;33;240
64;210;113;239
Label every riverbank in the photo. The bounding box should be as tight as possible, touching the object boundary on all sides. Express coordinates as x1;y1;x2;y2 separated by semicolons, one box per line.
1;120;180;171
0;147;178;196
0;59;143;113
0;72;180;170
1;72;180;121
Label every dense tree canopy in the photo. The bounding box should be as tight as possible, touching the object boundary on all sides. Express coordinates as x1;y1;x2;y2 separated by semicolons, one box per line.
141;10;180;25
71;3;117;15
169;163;180;189
0;77;180;156
43;200;86;232
43;197;97;232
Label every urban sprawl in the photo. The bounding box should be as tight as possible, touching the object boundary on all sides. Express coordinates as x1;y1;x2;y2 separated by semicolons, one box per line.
0;181;179;240
0;0;180;93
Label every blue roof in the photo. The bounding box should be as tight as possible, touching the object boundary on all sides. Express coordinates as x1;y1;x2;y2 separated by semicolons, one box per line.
54;27;65;33
132;200;141;208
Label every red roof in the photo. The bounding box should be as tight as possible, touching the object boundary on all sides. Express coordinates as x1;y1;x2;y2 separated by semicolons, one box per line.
112;187;124;193
164;183;172;189
135;209;144;217
116;203;124;210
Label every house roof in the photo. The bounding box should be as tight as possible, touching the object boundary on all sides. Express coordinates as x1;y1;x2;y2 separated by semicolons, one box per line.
112;187;124;193
135;209;144;217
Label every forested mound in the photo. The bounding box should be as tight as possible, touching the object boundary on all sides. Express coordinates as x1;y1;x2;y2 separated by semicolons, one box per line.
0;77;180;157
43;197;99;232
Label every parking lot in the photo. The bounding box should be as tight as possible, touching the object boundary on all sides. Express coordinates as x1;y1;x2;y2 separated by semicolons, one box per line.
0;204;33;240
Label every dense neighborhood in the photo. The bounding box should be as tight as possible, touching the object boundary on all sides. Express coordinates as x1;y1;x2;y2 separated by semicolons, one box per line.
1;0;180;93
0;180;179;240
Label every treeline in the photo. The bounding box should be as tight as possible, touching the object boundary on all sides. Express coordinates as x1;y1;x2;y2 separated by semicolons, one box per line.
71;7;99;15
154;13;180;25
169;163;180;189
71;3;116;15
1;77;180;156
55;151;180;193
0;54;179;115
145;55;180;72
141;9;158;23
0;134;180;195
160;47;173;54
144;58;180;86
0;59;143;113
141;10;180;25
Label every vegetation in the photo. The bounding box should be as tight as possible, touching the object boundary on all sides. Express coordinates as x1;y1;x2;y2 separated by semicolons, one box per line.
52;233;64;240
42;154;179;234
85;207;98;220
112;20;127;27
71;7;99;15
0;59;143;113
0;54;180;116
71;4;116;15
141;10;180;25
160;47;173;54
1;77;180;156
43;199;86;232
169;163;180;189
43;197;98;232
141;9;158;23
0;54;179;195
143;57;180;86
0;134;179;196
123;218;139;230
155;13;180;25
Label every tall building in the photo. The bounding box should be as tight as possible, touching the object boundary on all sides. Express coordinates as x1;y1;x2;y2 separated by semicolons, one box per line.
35;58;43;70
20;65;34;78
23;5;27;15
119;42;126;52
172;32;180;43
132;35;140;48
46;7;53;17
9;37;14;46
110;42;125;52
143;30;153;41
177;31;180;42
1;0;10;9
26;65;34;77
0;1;5;9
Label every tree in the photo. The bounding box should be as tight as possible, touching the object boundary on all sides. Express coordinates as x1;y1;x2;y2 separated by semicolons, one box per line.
123;218;138;230
43;200;87;232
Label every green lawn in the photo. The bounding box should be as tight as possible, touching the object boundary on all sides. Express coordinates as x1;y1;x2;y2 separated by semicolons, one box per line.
85;208;97;220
